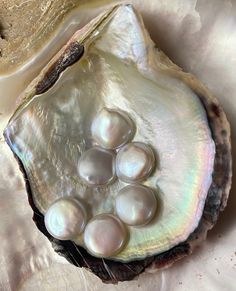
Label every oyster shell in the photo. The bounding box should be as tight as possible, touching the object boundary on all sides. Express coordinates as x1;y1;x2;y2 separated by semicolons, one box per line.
4;4;231;283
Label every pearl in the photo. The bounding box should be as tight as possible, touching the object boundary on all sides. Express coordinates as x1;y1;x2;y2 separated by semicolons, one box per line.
91;108;135;149
84;214;127;258
44;197;86;240
115;185;157;226
116;142;155;183
78;147;116;186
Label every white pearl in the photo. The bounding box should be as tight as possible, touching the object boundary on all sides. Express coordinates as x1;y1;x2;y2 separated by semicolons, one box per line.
84;214;127;258
44;197;86;240
78;147;116;186
91;108;135;149
116;142;155;183
115;185;157;226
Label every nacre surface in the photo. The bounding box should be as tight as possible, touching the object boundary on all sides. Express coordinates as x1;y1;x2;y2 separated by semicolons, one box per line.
4;4;216;261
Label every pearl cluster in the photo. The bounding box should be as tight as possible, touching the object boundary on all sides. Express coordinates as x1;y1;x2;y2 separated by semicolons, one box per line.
45;108;158;258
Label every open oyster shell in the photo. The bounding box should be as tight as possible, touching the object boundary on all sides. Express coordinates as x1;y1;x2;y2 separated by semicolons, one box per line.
4;4;231;283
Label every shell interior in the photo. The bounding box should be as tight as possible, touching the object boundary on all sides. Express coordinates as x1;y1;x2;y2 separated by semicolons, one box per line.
4;5;215;262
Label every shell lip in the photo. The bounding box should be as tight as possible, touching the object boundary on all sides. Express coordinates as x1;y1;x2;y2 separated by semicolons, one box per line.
36;42;84;95
34;4;123;96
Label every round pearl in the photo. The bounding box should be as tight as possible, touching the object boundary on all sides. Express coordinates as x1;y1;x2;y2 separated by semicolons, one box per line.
116;142;155;183
91;108;135;149
115;185;157;226
84;214;127;258
78;147;116;186
44;197;86;240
